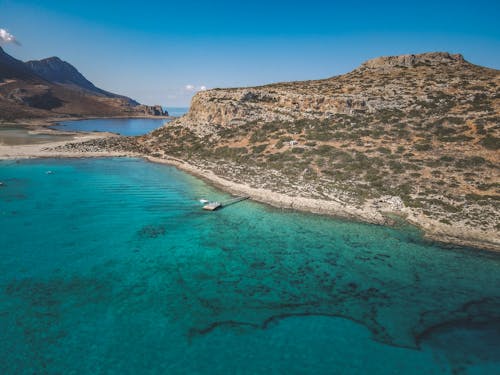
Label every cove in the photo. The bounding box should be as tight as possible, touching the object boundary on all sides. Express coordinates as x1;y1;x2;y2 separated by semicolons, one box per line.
0;158;499;374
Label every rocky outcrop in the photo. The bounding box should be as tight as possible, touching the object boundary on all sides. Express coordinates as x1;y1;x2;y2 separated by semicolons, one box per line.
135;104;168;117
184;87;368;132
358;52;465;71
180;53;475;131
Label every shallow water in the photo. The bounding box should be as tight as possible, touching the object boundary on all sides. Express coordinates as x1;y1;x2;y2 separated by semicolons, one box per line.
0;127;75;145
0;158;499;374
52;118;168;136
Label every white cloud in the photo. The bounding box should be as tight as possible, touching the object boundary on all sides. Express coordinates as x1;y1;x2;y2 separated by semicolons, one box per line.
184;84;208;92
0;28;21;46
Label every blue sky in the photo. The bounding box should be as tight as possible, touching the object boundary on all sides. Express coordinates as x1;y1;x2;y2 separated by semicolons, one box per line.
1;0;499;106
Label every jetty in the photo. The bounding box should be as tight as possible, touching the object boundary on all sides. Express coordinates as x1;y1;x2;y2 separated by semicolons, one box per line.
202;196;249;211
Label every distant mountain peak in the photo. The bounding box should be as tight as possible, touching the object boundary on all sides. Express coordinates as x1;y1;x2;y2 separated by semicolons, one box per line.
0;46;41;81
26;56;103;91
25;55;139;106
42;56;63;62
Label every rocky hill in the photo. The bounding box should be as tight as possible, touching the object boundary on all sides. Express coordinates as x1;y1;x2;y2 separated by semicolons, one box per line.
0;47;167;120
26;56;138;104
139;52;499;250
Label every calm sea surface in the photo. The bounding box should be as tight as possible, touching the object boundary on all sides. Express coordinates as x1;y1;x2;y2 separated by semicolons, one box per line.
0;158;499;374
52;108;188;136
52;118;168;136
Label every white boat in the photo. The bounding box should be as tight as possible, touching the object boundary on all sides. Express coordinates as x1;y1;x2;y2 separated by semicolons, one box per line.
199;199;209;204
46;171;54;175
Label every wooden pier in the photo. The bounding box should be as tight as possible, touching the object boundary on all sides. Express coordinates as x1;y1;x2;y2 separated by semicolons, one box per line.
202;196;249;211
203;202;222;211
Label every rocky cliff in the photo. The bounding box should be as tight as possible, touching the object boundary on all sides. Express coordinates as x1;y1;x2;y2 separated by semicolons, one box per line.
141;52;499;250
180;52;477;131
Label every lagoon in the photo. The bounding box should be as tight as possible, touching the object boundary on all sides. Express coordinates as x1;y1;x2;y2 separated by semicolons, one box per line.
51;107;189;136
52;118;168;136
0;158;499;374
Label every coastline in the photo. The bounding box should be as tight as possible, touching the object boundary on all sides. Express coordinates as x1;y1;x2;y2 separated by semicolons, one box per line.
0;128;498;253
143;155;500;253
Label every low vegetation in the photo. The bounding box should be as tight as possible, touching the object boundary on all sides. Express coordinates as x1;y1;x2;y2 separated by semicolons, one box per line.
90;53;500;237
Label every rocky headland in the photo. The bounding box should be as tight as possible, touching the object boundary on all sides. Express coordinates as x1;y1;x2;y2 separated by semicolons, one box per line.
140;52;498;251
3;52;499;251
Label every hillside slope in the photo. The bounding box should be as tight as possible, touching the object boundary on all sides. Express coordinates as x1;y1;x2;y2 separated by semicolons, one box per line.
140;52;499;249
26;56;139;105
0;47;166;120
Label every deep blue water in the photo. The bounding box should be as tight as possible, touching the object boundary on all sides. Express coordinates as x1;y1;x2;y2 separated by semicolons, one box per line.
0;158;499;374
52;118;168;136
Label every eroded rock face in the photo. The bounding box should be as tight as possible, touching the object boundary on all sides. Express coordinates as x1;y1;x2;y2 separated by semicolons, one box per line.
184;87;372;130
180;52;476;130
135;104;168;116
359;52;465;71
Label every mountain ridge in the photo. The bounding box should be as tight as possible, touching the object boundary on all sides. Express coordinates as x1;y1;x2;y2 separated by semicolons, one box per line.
0;47;42;82
358;52;466;70
0;47;166;120
25;56;139;105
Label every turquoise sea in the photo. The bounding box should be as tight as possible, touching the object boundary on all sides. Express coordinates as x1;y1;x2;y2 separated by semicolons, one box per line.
0;158;499;374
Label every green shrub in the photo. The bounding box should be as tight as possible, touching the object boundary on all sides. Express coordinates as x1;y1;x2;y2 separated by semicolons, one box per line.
291;147;305;154
377;147;392;154
439;155;455;162
415;142;432;151
455;157;486;168
481;135;499;150
252;144;268;154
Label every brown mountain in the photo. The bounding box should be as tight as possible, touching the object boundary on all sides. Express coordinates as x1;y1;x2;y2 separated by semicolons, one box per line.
0;47;167;120
136;52;499;250
25;56;139;105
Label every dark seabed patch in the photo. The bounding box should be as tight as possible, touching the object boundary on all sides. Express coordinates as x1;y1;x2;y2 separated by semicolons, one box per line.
1;158;499;374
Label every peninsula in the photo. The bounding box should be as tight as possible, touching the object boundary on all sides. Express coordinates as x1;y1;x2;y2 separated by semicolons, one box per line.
2;52;499;251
